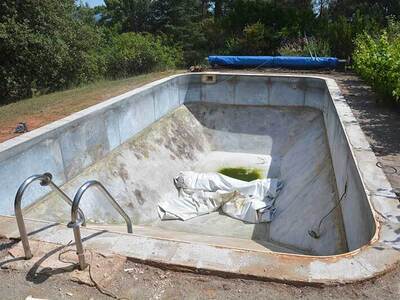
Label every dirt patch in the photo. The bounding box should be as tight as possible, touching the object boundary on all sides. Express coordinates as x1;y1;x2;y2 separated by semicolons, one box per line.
0;269;109;300
1;240;127;299
1;245;400;299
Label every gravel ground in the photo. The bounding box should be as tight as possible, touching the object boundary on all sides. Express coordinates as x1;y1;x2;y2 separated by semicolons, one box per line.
1;253;399;300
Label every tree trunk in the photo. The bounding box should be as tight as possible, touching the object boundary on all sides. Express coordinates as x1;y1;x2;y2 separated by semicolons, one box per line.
214;0;223;18
201;0;208;18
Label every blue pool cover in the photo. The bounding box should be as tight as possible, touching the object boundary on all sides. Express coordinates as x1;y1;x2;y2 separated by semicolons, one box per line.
208;56;339;69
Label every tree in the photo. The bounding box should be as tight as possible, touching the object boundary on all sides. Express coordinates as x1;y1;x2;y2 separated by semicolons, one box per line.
214;0;223;18
326;1;400;20
313;0;330;17
150;0;206;64
103;0;152;32
0;0;103;102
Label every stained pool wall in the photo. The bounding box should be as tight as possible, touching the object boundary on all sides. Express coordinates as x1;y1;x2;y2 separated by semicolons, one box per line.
0;76;186;216
0;73;376;252
185;74;376;251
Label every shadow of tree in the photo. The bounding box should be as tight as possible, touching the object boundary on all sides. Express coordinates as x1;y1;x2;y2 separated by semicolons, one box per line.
336;76;400;158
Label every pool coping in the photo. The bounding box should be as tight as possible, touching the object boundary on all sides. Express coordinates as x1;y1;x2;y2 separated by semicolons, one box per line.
1;72;399;285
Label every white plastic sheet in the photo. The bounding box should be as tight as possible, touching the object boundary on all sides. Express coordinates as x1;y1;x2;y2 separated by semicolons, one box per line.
158;171;283;223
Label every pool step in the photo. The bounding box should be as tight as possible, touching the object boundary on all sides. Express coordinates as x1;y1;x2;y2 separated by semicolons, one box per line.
0;215;308;258
0;214;330;284
87;223;310;255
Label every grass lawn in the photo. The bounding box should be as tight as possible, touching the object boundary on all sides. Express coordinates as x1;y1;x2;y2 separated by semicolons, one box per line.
0;70;182;143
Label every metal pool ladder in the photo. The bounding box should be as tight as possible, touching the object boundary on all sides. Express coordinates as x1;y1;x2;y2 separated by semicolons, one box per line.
14;173;86;259
67;180;133;270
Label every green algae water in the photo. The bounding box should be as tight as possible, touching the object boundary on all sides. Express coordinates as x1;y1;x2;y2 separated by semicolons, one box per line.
218;167;264;182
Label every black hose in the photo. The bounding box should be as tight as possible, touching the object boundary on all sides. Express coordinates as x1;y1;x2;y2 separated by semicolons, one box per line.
308;183;348;239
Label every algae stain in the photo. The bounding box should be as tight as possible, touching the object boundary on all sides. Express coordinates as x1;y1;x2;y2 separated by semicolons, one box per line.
218;167;264;182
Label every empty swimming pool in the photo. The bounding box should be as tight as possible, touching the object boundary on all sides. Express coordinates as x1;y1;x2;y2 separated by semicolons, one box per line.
0;73;399;284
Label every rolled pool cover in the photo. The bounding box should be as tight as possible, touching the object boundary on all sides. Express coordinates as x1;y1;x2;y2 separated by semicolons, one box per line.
208;55;339;69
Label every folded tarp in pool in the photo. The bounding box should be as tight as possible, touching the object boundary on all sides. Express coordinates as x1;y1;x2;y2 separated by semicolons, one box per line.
158;171;283;224
208;55;339;69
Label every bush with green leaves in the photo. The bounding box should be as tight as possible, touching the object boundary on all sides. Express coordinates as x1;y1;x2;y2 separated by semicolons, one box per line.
105;32;182;78
354;20;400;104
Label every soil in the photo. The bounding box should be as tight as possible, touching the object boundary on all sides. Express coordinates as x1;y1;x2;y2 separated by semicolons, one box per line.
1;69;400;299
1;238;399;300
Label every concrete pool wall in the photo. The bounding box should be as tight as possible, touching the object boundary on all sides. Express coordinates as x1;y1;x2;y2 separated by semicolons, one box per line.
0;72;399;283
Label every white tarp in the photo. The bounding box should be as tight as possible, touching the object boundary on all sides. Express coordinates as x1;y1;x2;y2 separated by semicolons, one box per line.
158;171;283;224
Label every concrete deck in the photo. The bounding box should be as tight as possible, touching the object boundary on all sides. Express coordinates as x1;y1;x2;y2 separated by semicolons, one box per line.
0;214;399;286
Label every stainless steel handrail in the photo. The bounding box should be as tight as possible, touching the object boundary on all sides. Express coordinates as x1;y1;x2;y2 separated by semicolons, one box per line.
68;180;133;270
14;173;86;259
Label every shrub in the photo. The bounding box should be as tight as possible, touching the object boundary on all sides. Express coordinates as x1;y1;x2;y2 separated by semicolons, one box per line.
278;36;331;57
226;22;275;55
105;32;182;78
353;20;400;104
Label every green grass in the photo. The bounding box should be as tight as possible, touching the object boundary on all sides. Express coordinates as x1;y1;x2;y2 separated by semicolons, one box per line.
0;70;181;142
218;167;264;182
